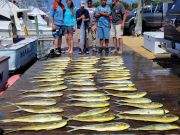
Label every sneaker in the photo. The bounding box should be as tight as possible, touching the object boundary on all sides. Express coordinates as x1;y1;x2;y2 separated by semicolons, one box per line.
111;48;117;53
78;48;83;54
85;48;89;54
55;48;62;54
105;47;109;54
50;49;55;54
117;50;122;55
99;47;103;53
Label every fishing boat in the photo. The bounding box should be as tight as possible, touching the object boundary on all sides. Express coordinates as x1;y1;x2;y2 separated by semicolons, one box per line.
0;0;52;37
0;37;37;71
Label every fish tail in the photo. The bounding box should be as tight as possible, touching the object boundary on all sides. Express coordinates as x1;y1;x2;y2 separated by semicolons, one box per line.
128;128;137;131
67;126;79;132
4;129;16;134
104;91;112;95
0;119;12;123
18;90;28;94
66;98;74;101
116;114;124;120
11;109;21;113
17;96;25;100
5;102;16;107
115;110;124;114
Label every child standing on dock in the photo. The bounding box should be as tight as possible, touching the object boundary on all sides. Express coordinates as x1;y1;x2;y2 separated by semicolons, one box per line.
64;0;76;54
95;0;111;54
49;0;65;55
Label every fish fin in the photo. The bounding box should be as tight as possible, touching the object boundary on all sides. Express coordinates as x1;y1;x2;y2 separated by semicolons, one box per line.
0;119;12;123
67;126;79;132
4;129;16;134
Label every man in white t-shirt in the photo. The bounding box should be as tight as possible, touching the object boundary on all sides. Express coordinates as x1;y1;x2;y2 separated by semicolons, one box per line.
87;0;97;52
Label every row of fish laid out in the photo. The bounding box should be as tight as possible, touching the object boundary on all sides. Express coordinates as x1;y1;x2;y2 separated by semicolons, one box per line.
2;105;178;124
1;56;180;134
1;57;73;134
3;121;179;133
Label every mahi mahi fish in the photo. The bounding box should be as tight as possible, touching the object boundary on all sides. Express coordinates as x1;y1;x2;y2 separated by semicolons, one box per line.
20;85;67;93
117;114;179;123
11;106;64;114
114;98;152;104
38;81;64;87
7;99;56;106
67;122;129;132
70;92;105;97
102;86;137;91
117;108;169;115
31;78;64;83
105;91;147;98
5;120;67;133
0;114;62;123
116;102;163;109
100;77;131;81
68;95;110;102
74;108;110;117
67;101;110;108
129;124;180;131
71;113;115;122
70;81;95;86
67;87;97;91
21;92;63;98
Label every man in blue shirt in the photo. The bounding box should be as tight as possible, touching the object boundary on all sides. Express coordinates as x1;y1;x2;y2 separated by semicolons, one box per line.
49;0;65;55
95;0;111;53
76;1;90;54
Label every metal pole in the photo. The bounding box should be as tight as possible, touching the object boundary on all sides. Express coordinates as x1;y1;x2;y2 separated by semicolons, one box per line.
34;16;39;37
10;15;17;38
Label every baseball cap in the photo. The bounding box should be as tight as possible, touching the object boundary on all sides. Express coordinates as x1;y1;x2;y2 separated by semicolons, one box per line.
80;0;86;7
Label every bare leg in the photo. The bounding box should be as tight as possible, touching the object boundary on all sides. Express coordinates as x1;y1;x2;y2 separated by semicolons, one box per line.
113;37;117;50
69;33;74;54
54;38;59;49
57;37;62;48
99;39;104;48
65;34;70;53
118;37;123;52
105;39;109;48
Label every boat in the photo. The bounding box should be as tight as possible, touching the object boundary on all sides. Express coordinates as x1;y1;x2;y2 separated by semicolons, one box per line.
0;56;9;90
0;37;37;71
0;0;52;37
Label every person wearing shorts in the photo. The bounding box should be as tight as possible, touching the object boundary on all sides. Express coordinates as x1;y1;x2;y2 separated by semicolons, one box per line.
95;0;111;53
111;0;126;54
49;0;65;54
64;0;76;54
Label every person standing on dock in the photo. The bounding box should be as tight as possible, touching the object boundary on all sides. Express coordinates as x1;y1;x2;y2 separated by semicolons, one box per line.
111;0;126;54
49;0;65;55
87;0;97;52
64;0;77;54
76;0;90;54
95;0;111;54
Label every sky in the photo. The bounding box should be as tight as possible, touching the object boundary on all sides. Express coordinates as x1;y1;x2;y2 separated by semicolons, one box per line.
49;0;138;8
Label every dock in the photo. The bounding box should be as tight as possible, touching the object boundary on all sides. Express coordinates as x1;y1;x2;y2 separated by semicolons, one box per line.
0;45;179;135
